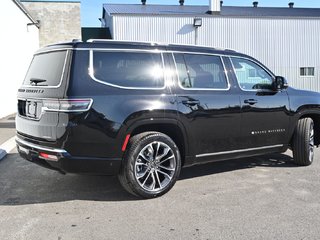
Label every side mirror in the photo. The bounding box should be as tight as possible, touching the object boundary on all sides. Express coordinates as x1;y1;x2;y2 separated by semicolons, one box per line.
273;76;288;90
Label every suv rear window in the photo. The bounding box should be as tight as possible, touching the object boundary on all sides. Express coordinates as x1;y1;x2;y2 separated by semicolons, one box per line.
91;51;164;88
23;50;67;87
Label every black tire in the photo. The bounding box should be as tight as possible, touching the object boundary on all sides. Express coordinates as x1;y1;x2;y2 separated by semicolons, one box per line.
118;132;181;198
292;118;315;166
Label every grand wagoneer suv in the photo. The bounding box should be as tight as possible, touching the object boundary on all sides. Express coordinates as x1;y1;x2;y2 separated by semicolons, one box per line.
16;40;320;198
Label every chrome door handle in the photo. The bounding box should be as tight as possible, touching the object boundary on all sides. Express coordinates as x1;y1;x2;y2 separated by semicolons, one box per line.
244;99;258;105
182;100;200;106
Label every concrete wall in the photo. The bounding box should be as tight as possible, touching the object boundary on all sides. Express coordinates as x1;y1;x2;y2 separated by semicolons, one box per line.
0;0;39;119
110;15;320;92
22;1;81;47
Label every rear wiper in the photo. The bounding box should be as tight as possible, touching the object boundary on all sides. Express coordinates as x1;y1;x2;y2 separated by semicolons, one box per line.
30;78;47;86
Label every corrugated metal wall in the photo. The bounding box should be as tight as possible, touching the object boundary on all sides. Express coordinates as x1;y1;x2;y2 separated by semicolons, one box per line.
110;15;320;92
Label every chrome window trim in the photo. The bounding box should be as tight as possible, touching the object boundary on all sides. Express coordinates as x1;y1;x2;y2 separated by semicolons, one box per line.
21;49;69;89
171;52;231;91
89;49;167;90
229;56;276;92
221;57;232;90
196;144;284;158
16;137;68;154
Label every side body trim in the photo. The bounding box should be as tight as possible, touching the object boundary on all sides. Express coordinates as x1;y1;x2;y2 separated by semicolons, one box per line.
196;144;284;158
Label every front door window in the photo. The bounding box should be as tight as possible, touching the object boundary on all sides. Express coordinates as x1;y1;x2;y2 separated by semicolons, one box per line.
231;57;273;91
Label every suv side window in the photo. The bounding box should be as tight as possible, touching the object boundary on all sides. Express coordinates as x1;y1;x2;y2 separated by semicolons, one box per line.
174;53;228;89
230;57;273;91
92;51;164;88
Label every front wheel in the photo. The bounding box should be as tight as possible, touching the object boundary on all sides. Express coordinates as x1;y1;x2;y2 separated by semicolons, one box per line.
118;132;181;198
292;118;315;166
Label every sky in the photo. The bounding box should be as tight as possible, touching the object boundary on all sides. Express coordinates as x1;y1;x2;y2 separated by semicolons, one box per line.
81;0;320;27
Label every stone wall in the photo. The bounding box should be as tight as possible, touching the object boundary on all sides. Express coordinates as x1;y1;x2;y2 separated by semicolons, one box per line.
22;1;81;47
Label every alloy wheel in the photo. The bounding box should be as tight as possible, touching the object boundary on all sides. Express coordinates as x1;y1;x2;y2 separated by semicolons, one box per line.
134;141;176;192
309;123;315;163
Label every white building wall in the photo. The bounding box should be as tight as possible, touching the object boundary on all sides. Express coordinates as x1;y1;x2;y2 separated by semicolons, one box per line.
0;0;39;119
111;15;320;92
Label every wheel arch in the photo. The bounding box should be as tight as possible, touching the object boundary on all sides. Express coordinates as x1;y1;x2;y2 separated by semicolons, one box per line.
293;112;320;146
126;119;189;166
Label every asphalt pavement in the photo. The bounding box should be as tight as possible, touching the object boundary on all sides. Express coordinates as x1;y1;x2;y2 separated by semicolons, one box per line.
0;147;320;240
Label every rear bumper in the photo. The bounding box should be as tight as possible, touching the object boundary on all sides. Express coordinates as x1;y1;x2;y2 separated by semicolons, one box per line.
16;137;122;175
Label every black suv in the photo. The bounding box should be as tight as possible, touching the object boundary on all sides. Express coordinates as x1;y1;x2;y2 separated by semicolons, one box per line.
16;40;320;198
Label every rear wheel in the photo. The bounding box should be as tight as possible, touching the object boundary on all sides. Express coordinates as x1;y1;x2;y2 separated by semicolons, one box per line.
292;118;315;166
118;132;181;198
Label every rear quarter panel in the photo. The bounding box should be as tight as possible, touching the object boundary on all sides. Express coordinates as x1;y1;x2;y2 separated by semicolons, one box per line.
64;50;178;159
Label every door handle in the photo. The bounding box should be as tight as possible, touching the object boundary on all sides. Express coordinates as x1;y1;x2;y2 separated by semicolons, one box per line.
182;100;200;106
244;99;258;105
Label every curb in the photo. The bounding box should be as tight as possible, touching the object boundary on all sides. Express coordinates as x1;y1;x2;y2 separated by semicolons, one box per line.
0;137;16;161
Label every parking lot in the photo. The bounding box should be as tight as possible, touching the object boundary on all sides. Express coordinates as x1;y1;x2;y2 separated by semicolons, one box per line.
0;148;320;240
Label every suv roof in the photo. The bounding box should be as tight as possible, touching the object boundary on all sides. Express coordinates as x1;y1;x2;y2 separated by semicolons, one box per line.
38;39;245;58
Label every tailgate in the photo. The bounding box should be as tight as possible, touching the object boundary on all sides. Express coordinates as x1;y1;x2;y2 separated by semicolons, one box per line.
16;49;71;141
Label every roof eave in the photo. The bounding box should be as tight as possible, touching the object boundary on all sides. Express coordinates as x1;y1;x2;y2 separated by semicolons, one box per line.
107;13;320;19
12;0;40;28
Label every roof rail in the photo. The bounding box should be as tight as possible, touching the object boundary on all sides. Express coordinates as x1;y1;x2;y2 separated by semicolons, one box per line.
86;39;236;52
86;39;167;46
167;42;237;52
72;39;82;43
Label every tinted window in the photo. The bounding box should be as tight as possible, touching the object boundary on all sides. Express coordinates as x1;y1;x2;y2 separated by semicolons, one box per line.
23;51;67;87
92;51;164;88
174;53;228;89
231;57;273;90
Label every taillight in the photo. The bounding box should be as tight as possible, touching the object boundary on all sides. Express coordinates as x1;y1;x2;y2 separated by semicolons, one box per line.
39;152;59;161
42;99;93;112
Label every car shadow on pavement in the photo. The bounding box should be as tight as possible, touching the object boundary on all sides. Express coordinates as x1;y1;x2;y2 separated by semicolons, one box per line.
0;152;295;205
0;153;139;205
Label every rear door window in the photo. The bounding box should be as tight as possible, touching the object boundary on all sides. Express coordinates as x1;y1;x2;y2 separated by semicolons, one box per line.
91;51;164;89
23;50;67;87
174;53;228;89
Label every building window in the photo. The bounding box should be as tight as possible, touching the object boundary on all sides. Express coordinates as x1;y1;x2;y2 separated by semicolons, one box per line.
300;67;315;77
